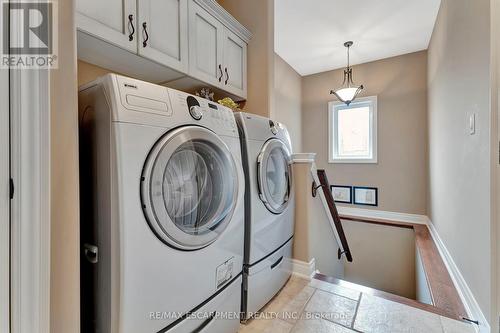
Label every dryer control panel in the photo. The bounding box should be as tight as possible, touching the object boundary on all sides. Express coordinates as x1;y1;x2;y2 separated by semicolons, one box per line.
168;89;238;137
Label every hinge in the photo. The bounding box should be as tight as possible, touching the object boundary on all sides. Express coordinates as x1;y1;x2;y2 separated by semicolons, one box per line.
9;178;14;199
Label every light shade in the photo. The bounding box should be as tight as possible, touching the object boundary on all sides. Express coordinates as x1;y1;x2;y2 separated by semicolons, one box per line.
332;86;363;105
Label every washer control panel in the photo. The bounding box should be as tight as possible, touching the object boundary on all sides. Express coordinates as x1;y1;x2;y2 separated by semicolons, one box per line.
167;89;238;135
208;102;236;131
187;96;203;120
189;106;203;120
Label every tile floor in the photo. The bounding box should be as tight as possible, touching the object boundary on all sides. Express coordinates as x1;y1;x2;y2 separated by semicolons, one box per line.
238;276;476;333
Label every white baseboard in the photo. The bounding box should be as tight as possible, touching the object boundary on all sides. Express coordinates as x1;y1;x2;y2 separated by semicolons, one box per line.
337;206;429;225
427;221;488;333
291;258;316;280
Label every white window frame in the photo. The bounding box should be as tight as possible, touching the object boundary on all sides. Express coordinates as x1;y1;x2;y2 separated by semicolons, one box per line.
328;96;378;164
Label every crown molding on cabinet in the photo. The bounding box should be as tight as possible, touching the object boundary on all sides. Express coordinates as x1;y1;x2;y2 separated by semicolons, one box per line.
194;0;253;43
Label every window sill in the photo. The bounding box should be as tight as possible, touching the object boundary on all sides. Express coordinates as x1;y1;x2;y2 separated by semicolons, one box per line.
328;158;378;164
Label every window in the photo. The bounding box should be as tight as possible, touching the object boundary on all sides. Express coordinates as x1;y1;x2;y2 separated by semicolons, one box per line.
328;96;377;163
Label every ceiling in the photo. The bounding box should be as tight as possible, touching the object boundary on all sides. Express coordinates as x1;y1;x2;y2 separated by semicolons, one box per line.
274;0;441;76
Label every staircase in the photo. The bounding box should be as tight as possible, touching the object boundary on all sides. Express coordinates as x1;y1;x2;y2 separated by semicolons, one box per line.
311;168;476;328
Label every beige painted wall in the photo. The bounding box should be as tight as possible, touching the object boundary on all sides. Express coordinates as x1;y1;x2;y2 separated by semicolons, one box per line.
292;162;344;277
50;0;80;332
78;60;123;87
217;0;274;118
274;54;302;152
293;162;417;299
342;221;416;299
428;0;493;323
302;51;428;215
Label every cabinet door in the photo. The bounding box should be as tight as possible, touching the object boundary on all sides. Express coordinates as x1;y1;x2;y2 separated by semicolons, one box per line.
188;1;224;87
138;0;189;72
222;28;247;98
76;0;137;52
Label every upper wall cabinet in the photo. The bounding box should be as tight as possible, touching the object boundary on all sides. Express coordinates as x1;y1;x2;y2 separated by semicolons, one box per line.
188;0;249;98
222;28;247;97
77;0;189;73
188;1;224;87
76;0;137;53
76;0;251;100
138;0;189;73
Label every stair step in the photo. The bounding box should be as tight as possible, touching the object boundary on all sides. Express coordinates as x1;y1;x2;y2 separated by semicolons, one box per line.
313;273;466;322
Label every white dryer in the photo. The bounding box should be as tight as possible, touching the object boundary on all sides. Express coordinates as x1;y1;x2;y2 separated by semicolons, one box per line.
234;113;295;320
79;74;245;333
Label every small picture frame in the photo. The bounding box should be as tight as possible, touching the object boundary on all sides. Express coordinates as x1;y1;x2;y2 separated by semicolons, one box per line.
331;185;352;204
353;187;378;206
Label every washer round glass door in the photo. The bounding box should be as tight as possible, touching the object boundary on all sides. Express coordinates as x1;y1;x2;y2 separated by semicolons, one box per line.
257;138;292;214
141;126;238;250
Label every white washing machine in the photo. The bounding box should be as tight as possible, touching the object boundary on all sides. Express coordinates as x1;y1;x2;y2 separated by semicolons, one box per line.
234;113;295;320
79;74;245;333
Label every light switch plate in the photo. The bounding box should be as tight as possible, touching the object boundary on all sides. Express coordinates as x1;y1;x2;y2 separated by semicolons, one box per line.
469;113;476;135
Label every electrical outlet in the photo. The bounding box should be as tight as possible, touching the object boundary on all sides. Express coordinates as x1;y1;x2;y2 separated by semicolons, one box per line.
469;113;476;135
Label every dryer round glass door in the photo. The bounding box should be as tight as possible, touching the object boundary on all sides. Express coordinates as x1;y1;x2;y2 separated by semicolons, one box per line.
141;126;238;250
257;138;292;214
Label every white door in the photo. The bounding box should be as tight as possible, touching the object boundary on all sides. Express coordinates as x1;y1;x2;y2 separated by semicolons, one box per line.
138;0;189;72
222;28;247;98
76;0;137;52
188;1;224;87
0;66;9;332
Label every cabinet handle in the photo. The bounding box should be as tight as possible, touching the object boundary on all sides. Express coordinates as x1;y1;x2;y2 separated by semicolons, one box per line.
128;15;135;41
218;64;223;82
142;22;149;47
224;67;229;85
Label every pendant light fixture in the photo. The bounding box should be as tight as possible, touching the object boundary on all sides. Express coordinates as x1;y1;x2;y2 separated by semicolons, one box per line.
330;41;364;105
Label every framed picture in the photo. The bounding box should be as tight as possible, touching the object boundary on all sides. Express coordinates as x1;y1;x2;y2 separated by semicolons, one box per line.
353;187;378;206
331;185;352;204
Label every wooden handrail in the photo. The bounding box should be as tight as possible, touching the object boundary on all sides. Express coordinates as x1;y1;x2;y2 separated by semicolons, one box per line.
316;169;353;262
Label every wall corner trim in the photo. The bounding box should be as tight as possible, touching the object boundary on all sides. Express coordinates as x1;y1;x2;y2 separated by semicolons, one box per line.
10;69;51;332
291;258;316;280
427;221;489;333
